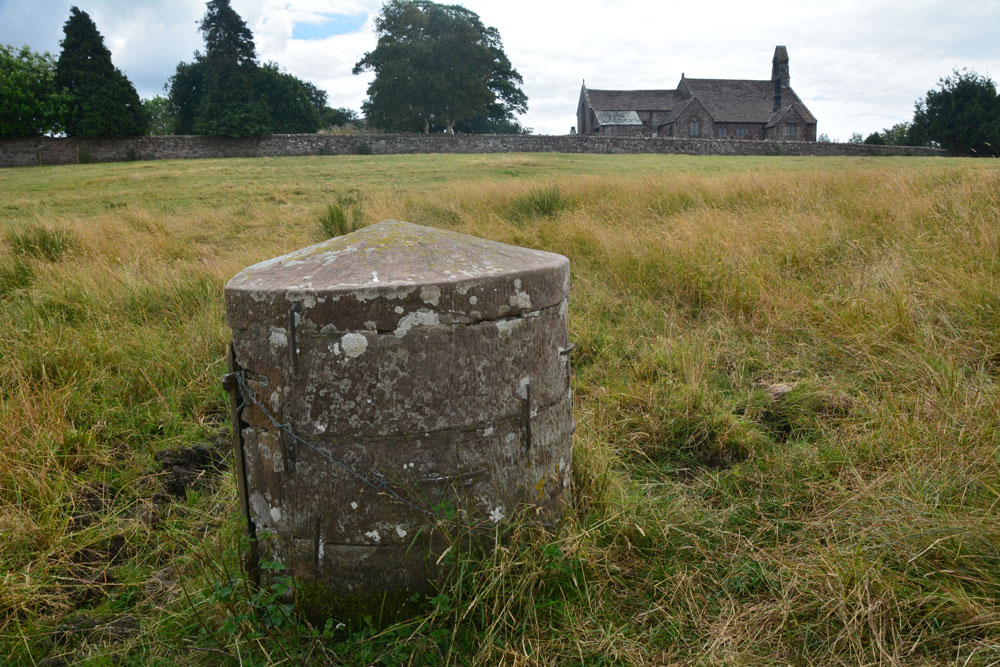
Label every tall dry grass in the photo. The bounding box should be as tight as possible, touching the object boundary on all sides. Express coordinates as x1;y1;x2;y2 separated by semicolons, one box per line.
1;154;998;664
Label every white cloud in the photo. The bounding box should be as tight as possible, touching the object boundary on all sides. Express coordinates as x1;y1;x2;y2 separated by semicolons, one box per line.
1;0;997;139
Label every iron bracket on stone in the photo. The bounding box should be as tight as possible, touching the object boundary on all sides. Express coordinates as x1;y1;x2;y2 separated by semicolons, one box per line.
559;343;575;389
223;343;260;585
522;379;533;453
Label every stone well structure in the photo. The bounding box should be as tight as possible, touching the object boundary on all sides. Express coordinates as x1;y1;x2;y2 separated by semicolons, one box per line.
224;220;573;617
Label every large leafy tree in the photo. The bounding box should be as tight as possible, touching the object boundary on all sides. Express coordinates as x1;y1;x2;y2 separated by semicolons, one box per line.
910;70;1000;156
168;0;325;136
55;7;145;137
255;63;323;134
0;44;66;138
353;1;527;134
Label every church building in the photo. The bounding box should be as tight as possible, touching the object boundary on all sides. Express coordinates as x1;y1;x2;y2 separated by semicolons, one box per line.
576;46;817;141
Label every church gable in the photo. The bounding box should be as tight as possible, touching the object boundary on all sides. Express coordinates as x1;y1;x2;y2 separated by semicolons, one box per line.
765;104;814;141
658;97;713;137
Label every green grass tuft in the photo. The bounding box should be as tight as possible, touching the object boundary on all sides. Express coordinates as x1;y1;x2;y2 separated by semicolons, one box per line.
317;202;364;238
6;224;77;261
509;184;573;220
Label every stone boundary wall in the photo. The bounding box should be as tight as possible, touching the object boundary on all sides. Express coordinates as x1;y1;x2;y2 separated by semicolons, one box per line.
0;133;946;168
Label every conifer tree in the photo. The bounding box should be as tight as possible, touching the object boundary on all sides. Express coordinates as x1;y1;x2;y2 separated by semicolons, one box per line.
55;6;145;137
192;0;269;137
169;0;325;136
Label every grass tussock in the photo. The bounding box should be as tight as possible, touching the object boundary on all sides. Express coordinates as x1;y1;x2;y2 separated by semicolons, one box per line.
317;197;366;239
1;153;999;664
508;184;574;220
6;223;77;261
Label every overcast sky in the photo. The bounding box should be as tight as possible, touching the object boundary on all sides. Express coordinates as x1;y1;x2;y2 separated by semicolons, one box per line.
1;0;998;140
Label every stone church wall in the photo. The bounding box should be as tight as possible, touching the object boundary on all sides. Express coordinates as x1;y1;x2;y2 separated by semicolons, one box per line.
0;133;946;168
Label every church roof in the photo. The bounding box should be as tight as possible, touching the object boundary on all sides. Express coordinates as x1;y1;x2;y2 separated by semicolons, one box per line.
585;89;681;111
682;78;816;124
593;110;644;126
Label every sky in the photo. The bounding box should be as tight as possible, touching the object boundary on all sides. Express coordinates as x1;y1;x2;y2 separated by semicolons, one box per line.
1;0;998;140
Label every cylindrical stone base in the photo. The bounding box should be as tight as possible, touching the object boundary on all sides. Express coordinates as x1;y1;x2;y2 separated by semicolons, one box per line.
224;220;573;620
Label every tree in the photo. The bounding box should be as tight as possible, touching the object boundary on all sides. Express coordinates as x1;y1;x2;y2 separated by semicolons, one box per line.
847;132;864;144
55;7;145;137
0;44;66;138
910;69;1000;156
880;122;911;146
300;80;330;120
817;133;830;142
354;1;527;134
863;131;885;145
167;58;205;134
168;0;331;137
321;107;359;128
255;63;322;133
191;0;269;137
143;96;174;135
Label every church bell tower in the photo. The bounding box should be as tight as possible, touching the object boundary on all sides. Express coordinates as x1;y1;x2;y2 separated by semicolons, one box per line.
772;45;789;87
772;45;789;111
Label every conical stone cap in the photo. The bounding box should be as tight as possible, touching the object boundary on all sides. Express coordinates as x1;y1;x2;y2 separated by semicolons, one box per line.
225;220;570;333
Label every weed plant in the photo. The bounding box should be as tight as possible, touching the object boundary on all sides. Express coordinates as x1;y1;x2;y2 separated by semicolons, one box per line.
0;153;998;664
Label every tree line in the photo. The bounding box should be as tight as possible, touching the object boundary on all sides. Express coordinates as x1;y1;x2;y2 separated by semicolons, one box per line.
0;1;357;139
1;0;527;140
845;70;1000;157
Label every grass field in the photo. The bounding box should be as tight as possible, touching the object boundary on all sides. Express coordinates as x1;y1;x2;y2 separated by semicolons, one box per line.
2;153;999;665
